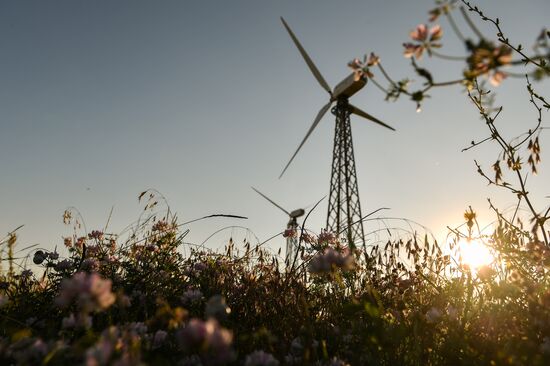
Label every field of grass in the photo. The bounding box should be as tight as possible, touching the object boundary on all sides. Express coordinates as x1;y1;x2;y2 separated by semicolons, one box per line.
1;197;550;365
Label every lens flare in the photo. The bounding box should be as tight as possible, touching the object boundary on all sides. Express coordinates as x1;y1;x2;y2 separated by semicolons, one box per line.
458;238;494;269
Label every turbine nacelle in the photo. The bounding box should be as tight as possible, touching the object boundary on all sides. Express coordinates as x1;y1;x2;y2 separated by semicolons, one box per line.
289;208;305;219
332;73;367;101
251;187;304;227
278;17;396;179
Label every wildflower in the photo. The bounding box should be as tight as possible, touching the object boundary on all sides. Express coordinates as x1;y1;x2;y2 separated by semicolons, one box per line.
403;44;424;59
348;58;368;81
86;324;146;365
403;24;442;59
366;52;380;66
152;220;174;232
283;228;297;238
20;269;33;280
489;70;507;86
245;350;280;366
75;236;86;250
465;43;512;85
428;2;452;22
145;244;158;252
63;237;73;248
55;259;73;272
108;239;116;252
81;258;100;272
317;230;337;245
428;8;441;22
86;244;101;257
62;210;72;224
347;52;380;81
205;295;231;321
85;327;116;366
152;330;168;349
56;272;115;312
177;318;234;365
182;288;203;305
308;247;354;274
88;230;104;240
193;262;207;272
299;232;316;245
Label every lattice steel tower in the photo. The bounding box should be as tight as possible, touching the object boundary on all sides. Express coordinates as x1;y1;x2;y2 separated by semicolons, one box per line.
278;17;395;249
326;100;365;247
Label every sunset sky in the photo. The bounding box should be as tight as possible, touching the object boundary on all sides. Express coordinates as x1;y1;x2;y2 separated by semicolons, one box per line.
1;0;548;257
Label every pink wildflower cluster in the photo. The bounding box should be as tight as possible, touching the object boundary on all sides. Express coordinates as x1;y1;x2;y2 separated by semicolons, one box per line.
152;219;176;233
283;228;297;238
403;24;442;59
63;236;87;251
309;247;355;274
56;272;115;313
181;288;203;305
88;230;104;240
300;232;316;245
317;230;338;245
347;52;380;81
428;2;453;22
85;323;147;366
177;318;234;365
464;42;512;86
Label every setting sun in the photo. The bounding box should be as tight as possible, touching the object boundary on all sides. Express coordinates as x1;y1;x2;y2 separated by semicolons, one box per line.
458;238;495;269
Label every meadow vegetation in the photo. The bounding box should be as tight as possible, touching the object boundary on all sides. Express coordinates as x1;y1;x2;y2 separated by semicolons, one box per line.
1;1;550;365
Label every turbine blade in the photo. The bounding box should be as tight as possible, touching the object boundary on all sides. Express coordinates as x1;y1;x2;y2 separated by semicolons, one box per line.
280;17;332;95
348;103;396;131
279;101;332;178
251;187;291;216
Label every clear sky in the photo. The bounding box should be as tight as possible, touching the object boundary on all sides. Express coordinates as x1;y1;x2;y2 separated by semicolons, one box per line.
1;0;549;257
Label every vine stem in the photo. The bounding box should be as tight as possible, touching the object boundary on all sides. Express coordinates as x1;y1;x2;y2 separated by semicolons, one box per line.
445;10;466;43
431;49;466;61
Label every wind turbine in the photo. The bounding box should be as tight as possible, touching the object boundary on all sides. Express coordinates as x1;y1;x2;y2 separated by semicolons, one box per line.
279;17;395;249
252;187;304;265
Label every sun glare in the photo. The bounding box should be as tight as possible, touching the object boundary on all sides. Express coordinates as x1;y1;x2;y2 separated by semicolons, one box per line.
458;238;495;269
